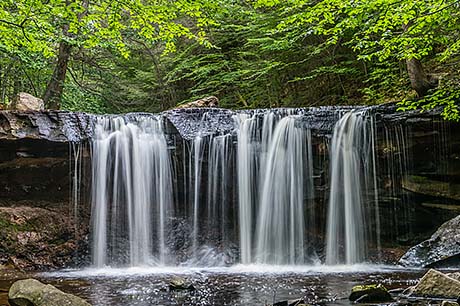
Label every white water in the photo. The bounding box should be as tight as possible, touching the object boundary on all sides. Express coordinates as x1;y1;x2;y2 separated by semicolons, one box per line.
234;114;258;264
191;135;204;258
234;112;314;265
91;116;173;267
325;111;379;265
88;109;382;268
255;117;313;264
45;263;402;278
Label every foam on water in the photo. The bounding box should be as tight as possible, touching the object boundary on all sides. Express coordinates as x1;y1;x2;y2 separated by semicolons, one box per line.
43;264;412;279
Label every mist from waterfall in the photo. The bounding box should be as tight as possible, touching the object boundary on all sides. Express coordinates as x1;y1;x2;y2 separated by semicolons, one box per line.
325;111;380;265
91;116;174;267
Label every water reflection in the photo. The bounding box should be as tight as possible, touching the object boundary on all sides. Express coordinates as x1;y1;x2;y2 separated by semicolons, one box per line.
8;265;420;306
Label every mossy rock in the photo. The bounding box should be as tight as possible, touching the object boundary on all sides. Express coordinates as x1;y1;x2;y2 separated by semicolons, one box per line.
168;276;195;291
349;284;393;303
9;278;91;306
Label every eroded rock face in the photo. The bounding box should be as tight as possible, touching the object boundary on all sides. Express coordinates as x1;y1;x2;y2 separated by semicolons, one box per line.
9;278;91;306
0;110;94;142
402;175;460;201
399;215;460;268
0;206;85;270
407;269;460;299
9;93;44;111
0;110;93;270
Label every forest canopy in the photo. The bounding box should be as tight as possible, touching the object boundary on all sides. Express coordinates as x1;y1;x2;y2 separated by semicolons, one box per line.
0;0;459;119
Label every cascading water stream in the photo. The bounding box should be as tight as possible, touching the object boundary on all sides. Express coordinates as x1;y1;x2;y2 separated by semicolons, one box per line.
234;111;314;265
325;111;379;265
255;116;313;265
234;113;258;264
91;116;174;267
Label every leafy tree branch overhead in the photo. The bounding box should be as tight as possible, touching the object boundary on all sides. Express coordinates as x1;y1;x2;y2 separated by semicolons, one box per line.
0;0;458;119
254;0;460;119
0;0;216;109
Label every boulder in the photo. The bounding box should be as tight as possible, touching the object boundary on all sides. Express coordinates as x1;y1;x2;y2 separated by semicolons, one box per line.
408;269;460;299
9;278;91;306
399;215;460;268
9;93;44;111
175;96;219;109
168;276;195;291
349;284;393;303
441;301;459;306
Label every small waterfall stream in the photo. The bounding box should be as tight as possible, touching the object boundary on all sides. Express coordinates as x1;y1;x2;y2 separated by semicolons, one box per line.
234;111;314;264
91;116;174;267
325;111;380;265
255;116;313;265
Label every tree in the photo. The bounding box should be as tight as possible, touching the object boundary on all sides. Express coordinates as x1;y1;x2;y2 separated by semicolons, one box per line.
253;0;460;119
0;0;216;109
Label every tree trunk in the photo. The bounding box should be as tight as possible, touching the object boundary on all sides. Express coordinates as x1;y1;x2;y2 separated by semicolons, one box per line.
406;58;437;98
42;40;71;109
402;23;437;98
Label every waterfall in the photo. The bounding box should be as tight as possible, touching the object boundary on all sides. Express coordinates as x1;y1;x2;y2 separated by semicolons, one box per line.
235;112;314;265
234;113;258;264
91;116;174;267
191;136;204;258
255;117;313;264
87;108;386;268
190;134;236;265
325;111;379;265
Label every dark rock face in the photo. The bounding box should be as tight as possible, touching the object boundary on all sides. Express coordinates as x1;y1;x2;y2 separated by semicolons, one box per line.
0;111;94;142
0;111;93;270
399;215;460;268
164;107;236;140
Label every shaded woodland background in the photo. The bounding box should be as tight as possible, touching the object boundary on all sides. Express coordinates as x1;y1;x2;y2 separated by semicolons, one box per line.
0;0;458;119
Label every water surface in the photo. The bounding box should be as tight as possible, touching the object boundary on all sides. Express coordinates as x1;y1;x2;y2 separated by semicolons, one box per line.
1;265;424;305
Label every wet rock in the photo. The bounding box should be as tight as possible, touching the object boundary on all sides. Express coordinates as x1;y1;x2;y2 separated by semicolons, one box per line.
273;299;306;306
175;96;219;109
164;107;236;139
408;269;460;299
0;110;94;142
349;284;393;303
447;272;460;281
168;276;195;291
8;278;91;306
402;175;460;201
441;301;459;306
399;215;460;268
0;206;82;270
9;93;44;111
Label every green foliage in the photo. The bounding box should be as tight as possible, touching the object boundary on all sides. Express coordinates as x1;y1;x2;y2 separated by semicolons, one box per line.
0;0;216;110
0;0;458;118
398;74;460;121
